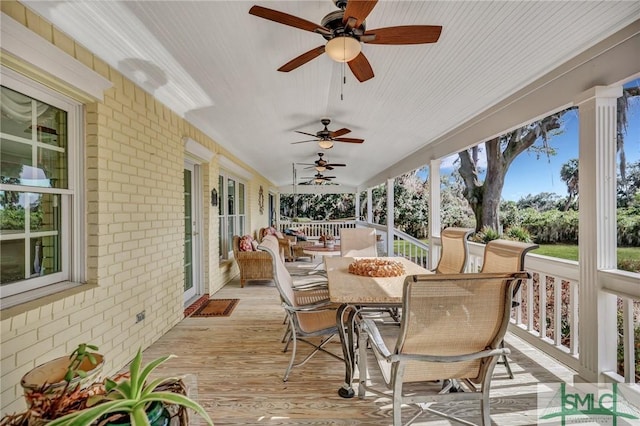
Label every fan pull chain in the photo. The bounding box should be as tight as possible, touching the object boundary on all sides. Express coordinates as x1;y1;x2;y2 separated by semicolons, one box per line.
341;61;345;101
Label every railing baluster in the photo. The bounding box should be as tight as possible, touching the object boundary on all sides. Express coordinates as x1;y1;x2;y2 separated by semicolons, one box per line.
570;281;578;356
623;298;635;383
528;274;535;332
540;274;547;339
554;277;562;346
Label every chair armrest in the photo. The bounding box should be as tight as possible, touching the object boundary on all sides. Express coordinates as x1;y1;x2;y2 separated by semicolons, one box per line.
362;319;393;359
235;251;271;260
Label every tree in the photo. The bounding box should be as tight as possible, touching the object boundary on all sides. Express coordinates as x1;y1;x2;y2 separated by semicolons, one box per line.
516;192;563;212
456;82;638;233
559;159;579;211
458;112;564;232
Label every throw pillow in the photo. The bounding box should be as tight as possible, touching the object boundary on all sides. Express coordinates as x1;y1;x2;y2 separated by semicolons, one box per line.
239;235;254;251
251;239;259;251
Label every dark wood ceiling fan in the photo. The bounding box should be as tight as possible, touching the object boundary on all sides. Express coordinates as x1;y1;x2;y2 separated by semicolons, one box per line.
249;0;442;82
300;172;337;185
291;118;363;149
299;152;346;171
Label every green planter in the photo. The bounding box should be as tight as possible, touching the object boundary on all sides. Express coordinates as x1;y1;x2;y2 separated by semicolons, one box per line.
102;401;170;426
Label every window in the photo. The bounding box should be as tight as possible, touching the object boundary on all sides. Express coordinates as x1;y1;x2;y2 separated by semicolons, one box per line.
0;68;83;299
218;172;246;259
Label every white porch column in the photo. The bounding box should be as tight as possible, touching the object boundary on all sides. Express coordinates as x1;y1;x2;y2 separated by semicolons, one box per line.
575;85;621;382
354;190;360;221
429;159;441;270
367;188;373;223
386;178;395;256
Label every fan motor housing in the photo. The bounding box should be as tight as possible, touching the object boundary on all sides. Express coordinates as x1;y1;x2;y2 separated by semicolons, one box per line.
320;10;365;40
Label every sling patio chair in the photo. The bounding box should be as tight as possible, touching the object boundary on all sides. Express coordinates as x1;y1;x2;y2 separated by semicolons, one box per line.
258;235;343;382
358;271;529;426
480;239;539;379
340;228;378;257
433;227;474;274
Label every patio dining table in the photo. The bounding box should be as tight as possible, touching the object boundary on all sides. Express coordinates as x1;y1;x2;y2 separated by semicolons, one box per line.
324;256;431;398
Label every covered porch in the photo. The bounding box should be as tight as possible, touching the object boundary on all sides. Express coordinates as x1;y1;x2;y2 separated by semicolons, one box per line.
1;1;639;423
149;268;577;425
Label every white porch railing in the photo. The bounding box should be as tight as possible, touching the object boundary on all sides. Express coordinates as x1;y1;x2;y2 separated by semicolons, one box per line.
279;220;356;240
278;219;639;382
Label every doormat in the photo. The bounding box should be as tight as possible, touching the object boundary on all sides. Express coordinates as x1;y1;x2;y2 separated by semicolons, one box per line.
184;294;209;318
190;299;239;317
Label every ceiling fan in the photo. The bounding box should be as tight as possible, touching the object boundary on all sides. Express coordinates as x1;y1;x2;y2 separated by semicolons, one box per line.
300;172;336;185
249;0;442;82
291;118;363;149
300;152;346;172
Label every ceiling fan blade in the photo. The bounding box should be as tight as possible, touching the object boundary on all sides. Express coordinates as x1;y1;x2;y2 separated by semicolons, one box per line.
295;130;320;138
326;163;346;167
348;52;374;82
291;140;320;145
334;137;364;144
249;6;328;33
363;25;442;45
278;46;326;72
342;0;378;29
329;128;351;137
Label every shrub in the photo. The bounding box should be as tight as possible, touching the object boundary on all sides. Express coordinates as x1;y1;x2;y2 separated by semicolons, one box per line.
471;226;501;243
505;226;533;243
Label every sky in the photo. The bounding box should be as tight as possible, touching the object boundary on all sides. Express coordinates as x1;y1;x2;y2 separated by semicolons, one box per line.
437;80;640;202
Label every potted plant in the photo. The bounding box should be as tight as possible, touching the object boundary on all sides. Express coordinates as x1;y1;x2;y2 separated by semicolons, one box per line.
318;234;335;249
1;347;213;426
21;343;104;407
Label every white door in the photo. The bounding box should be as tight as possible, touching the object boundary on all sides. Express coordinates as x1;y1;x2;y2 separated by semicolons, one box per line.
183;162;199;303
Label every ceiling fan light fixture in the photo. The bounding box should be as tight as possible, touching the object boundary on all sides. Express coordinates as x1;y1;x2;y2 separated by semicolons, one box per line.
315;166;327;172
325;35;361;63
318;139;334;149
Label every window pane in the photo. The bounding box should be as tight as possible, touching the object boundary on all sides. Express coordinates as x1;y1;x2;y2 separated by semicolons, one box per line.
0;87;32;139
32;235;61;277
228;179;235;215
1;239;25;284
238;183;245;214
30;193;61;232
1;86;68;189
239;216;245;236
37;146;67;188
218;175;224;216
0;191;24;233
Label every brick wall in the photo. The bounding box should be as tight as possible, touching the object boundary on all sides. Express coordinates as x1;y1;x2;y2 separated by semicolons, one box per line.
0;1;272;415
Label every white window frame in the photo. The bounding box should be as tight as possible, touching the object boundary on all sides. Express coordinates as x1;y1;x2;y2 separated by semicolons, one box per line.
0;66;84;300
218;171;247;260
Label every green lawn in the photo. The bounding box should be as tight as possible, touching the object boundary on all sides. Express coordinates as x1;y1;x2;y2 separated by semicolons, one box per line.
534;244;640;263
398;239;639;271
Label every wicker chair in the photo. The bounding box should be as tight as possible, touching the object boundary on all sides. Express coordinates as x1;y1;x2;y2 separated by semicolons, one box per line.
358;272;529;426
433;227;474;274
259;227;297;262
232;235;280;288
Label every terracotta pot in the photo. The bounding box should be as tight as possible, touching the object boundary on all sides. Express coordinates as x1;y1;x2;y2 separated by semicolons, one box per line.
21;354;104;405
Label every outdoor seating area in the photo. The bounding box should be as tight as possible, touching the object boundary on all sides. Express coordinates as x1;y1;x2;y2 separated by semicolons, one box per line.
145;260;578;425
1;2;638;423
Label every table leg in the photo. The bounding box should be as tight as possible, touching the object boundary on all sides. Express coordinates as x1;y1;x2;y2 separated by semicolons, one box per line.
336;303;358;398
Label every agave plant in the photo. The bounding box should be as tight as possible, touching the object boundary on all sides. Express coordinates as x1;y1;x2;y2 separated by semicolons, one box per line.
47;348;213;426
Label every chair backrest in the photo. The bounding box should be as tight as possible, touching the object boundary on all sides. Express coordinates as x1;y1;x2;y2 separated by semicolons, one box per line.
396;272;528;383
480;239;539;273
480;239;539;302
340;228;377;257
257;235;296;306
259;235;332;335
434;227;473;274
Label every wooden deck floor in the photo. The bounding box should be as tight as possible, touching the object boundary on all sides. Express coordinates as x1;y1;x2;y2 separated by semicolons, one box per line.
144;267;576;425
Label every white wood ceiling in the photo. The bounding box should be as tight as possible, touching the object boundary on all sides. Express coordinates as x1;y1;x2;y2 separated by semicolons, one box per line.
22;1;640;188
